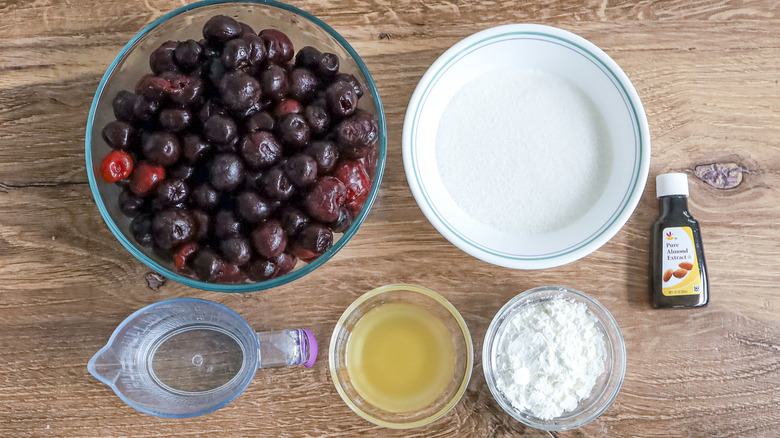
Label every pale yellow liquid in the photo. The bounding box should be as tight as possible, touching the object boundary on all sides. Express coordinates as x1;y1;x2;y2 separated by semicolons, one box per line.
345;302;456;413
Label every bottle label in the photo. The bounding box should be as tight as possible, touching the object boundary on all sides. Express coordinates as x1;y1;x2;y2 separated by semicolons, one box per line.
661;226;702;296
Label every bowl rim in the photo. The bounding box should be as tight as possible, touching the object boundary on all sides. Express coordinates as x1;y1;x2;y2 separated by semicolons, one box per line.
402;23;650;269
85;0;387;292
481;285;627;430
328;284;474;429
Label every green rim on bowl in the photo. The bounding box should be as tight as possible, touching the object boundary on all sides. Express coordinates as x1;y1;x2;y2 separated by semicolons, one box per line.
85;0;387;292
402;24;650;269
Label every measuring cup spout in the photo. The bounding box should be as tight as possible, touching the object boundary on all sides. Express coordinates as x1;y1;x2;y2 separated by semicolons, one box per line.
88;345;123;386
256;329;318;369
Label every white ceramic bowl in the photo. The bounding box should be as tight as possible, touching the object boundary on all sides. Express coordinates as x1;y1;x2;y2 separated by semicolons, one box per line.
402;24;650;269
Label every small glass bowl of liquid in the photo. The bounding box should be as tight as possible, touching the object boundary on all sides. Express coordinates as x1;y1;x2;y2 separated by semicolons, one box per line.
329;284;473;428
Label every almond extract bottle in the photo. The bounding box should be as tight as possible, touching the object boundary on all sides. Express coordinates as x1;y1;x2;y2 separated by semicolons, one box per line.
650;173;709;308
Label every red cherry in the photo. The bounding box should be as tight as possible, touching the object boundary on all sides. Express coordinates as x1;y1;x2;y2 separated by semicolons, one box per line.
174;242;199;270
100;150;134;183
129;162;165;196
333;160;370;213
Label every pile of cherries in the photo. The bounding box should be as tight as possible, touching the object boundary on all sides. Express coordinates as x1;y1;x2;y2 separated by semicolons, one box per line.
99;15;379;283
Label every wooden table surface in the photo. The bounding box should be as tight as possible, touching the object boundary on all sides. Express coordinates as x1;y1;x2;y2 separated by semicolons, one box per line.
1;0;779;436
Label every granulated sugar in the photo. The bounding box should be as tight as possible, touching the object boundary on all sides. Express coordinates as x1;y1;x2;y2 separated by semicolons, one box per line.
435;69;612;234
494;298;606;420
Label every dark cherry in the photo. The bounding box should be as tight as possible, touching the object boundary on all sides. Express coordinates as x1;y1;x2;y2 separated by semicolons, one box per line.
335;110;379;159
130;214;154;247
288;68;319;102
208;56;226;87
191;209;211;241
305;140;339;175
271;252;297;276
203;15;242;44
208;153;245;192
214;136;239;153
182;134;212;164
102;121;135;150
238;22;256;37
236;191;271;223
118;189;145;217
151;208;195;250
252;220;286;259
135;74;168;103
222;38;250;70
192;248;227;282
358;141;380;177
246;258;276;282
276;113;310;149
158;108;192;133
261;167;294;200
242;34;266;65
220;236;252;266
245;170;265;192
326;80;358;119
240;131;282;169
314;52;339;79
192;184;220;210
260;29;294;64
334;73;364;98
132;96;161;122
204;114;238;144
284;154;317;187
260;64;288;101
159;72;204;107
291;224;333;260
244;111;275;133
142;132;180;167
329;206;355;233
213;210;242;238
112;90;137;122
149;41;179;75
304;103;330;136
295;46;321;68
198;100;227;125
232;99;265;120
174;39;203;72
304;176;346;222
279;206;310;236
219;70;261;112
170;163;195;180
155;178;189;206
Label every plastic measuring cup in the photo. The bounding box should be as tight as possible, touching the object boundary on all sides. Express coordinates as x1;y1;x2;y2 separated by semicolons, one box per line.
88;298;317;418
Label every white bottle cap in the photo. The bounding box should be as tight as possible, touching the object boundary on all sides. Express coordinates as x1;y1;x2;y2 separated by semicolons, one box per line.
656;173;689;198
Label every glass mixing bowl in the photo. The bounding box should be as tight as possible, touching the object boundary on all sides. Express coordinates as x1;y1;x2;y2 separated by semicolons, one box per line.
329;284;473;429
482;286;626;431
85;0;386;292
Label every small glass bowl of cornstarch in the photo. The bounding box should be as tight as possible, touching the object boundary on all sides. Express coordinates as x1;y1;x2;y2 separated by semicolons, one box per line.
482;286;626;431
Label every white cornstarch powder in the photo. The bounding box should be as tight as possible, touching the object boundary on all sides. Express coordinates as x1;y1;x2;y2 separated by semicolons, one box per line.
494;298;607;420
435;69;612;234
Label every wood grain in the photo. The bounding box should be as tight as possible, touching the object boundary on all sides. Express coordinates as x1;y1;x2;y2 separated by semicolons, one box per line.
1;0;779;437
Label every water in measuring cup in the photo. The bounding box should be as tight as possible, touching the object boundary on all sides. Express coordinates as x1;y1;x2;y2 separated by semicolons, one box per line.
149;325;245;393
